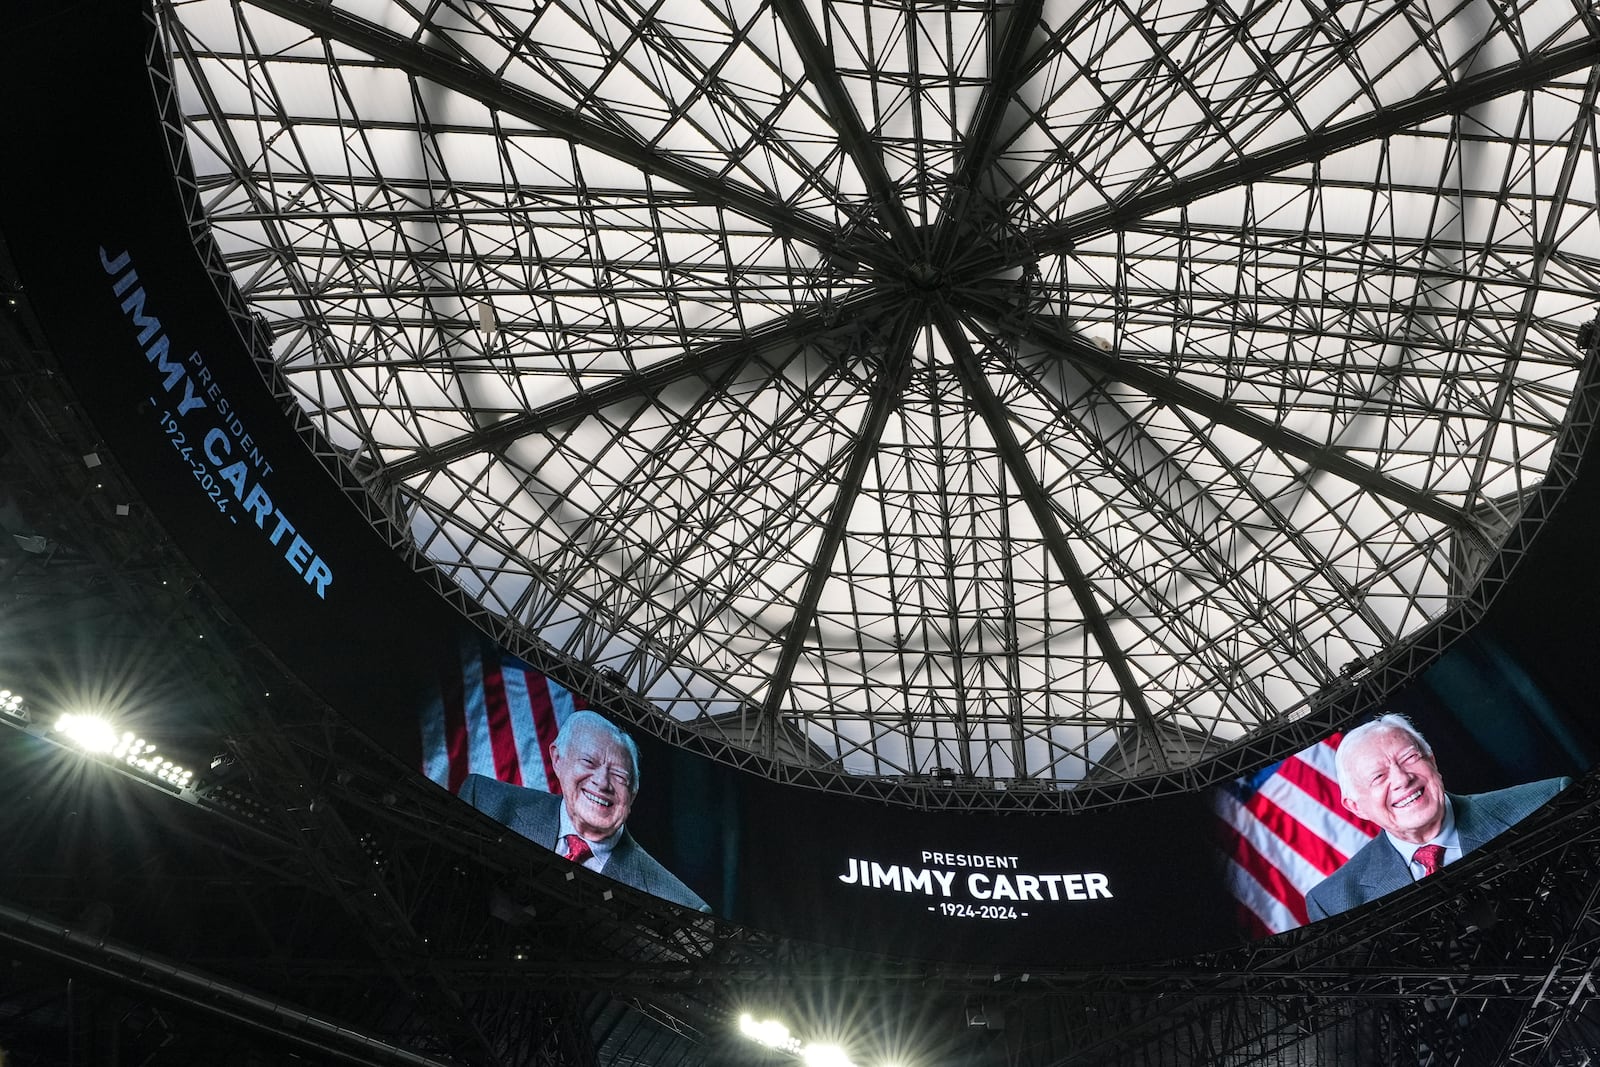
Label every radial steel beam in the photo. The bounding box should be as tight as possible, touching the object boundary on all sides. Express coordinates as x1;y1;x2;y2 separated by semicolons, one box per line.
1466;67;1600;496
959;295;1486;547
932;307;1170;773
1005;36;1600;264
960;318;1327;716
757;307;924;736
243;0;895;273
928;0;1048;271
976;320;1415;655
770;0;923;253
381;289;900;480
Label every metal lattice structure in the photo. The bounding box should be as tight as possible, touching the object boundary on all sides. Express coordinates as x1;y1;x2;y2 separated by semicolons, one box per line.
14;4;1600;1061
6;256;1600;1062
151;0;1600;791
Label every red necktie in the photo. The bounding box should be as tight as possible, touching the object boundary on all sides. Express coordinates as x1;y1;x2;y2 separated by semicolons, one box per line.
1413;843;1445;877
561;834;593;865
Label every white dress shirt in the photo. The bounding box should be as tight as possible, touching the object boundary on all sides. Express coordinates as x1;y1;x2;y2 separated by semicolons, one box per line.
1382;794;1463;880
556;804;623;874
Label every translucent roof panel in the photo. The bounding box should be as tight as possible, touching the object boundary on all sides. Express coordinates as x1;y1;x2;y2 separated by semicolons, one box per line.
157;0;1600;787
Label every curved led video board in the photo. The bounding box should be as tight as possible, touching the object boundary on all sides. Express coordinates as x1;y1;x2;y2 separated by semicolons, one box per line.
4;0;1594;967
417;629;1587;961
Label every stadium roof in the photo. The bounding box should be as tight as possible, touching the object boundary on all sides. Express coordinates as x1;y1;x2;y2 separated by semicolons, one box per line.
155;0;1600;787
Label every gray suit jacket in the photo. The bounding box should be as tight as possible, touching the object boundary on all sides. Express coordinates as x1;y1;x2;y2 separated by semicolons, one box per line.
458;773;710;912
1305;777;1570;921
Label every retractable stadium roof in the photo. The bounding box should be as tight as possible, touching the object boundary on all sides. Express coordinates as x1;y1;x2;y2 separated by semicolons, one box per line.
152;0;1600;790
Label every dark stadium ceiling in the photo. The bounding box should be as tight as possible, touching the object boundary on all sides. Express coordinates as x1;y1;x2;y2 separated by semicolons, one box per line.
154;0;1600;787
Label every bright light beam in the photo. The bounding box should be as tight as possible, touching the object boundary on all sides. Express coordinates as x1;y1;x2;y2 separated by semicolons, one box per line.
740;1013;801;1053
49;713;195;789
801;1045;856;1067
739;1014;862;1067
55;712;119;753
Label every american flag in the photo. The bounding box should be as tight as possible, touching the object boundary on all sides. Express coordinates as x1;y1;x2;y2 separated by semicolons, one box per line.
420;639;583;795
1213;734;1380;937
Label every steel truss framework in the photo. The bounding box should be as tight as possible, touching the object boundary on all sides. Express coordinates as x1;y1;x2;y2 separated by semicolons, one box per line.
149;0;1600;790
0;270;688;1067
6;262;1600;1066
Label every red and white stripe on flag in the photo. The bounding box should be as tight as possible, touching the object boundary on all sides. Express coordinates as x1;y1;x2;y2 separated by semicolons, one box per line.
1213;734;1380;937
420;639;584;796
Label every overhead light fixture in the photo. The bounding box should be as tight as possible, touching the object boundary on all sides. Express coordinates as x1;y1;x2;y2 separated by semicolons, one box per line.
50;712;195;791
737;1015;862;1067
208;751;241;783
54;712;118;753
0;688;30;724
739;1014;801;1054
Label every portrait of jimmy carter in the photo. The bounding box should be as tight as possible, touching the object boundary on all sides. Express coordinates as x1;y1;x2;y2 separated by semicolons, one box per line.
458;710;710;912
1305;713;1570;921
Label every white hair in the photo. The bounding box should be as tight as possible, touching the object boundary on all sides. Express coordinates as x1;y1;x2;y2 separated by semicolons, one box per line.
1334;713;1433;798
553;710;641;791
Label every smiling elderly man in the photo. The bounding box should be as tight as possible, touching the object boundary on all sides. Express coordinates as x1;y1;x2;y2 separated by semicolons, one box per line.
458;710;709;912
1305;714;1570;921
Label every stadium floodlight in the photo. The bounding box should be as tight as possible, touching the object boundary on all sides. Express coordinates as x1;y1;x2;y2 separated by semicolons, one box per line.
739;1014;801;1053
0;689;28;723
51;714;196;790
738;1015;861;1067
55;712;119;753
117;732;195;788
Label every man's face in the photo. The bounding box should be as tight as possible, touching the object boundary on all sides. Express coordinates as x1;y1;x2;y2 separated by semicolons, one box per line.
1340;727;1446;845
551;726;635;841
